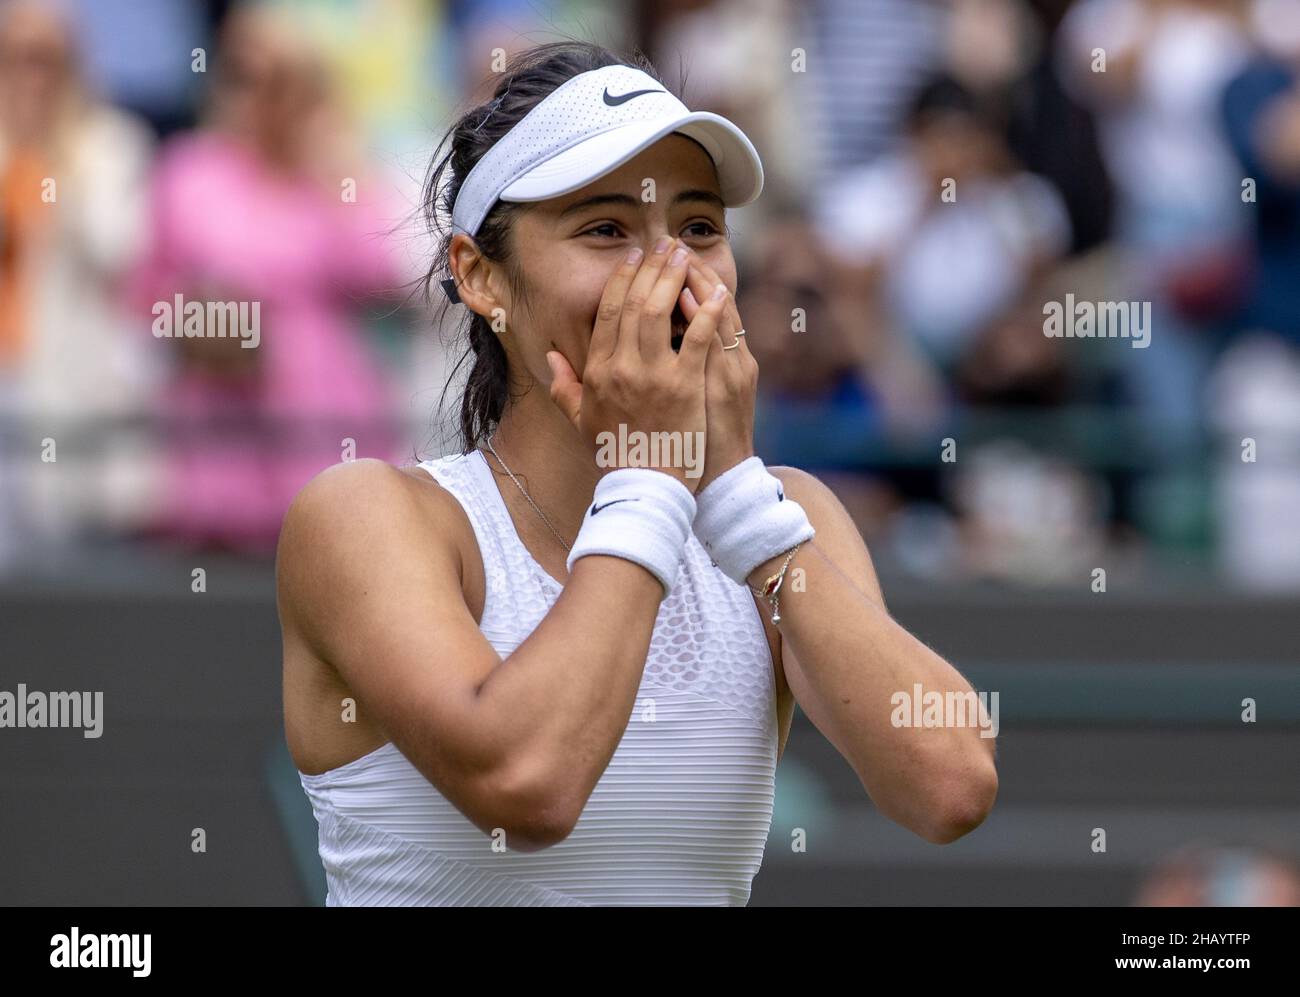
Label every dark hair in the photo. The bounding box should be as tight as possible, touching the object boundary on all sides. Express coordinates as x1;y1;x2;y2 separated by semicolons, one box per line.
905;73;1008;134
421;41;668;454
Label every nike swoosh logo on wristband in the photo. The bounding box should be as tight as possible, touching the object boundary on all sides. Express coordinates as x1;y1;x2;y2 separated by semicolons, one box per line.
591;498;636;515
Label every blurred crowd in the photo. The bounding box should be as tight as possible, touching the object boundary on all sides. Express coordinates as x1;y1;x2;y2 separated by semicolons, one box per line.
1;0;1299;589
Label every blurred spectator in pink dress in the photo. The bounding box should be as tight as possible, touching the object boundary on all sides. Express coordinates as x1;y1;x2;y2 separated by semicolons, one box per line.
131;5;406;554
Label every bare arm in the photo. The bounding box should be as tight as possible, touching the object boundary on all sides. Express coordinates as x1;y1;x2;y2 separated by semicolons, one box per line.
675;250;997;845
277;458;663;852
756;467;998;844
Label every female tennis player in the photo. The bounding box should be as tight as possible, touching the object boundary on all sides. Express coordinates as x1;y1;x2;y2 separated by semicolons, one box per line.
277;41;998;906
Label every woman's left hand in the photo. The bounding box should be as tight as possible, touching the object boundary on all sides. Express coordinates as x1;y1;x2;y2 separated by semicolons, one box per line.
677;253;758;492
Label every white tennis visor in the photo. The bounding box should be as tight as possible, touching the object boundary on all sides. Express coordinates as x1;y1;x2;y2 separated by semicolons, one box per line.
449;63;765;239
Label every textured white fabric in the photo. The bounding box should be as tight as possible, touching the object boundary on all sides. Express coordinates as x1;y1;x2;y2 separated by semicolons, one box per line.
565;467;696;598
298;449;778;906
452;64;764;236
693;457;816;584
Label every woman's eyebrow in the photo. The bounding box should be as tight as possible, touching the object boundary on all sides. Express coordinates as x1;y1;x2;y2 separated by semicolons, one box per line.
556;189;725;221
674;189;726;213
557;193;637;219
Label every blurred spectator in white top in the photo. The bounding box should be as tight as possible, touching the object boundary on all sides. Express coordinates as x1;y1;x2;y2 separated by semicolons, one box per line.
1057;0;1255;445
0;0;161;566
813;75;1070;369
1059;0;1253;257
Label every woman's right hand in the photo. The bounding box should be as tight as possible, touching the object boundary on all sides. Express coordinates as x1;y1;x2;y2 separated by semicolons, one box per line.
547;236;729;493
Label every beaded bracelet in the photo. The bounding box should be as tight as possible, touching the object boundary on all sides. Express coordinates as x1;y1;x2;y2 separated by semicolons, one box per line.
749;541;805;624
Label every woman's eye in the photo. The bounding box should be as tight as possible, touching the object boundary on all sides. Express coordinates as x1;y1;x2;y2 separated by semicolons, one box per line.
684;221;722;239
582;221;721;239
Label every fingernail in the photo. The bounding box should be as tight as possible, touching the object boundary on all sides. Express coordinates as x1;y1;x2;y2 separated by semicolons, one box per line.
654;235;673;254
683;287;697;307
711;282;727;301
670;246;688;266
625;246;643;264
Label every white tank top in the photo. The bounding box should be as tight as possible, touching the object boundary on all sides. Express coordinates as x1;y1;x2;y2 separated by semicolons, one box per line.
297;449;779;906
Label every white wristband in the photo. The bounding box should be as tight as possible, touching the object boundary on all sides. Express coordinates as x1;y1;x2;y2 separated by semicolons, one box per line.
566;468;696;599
692;457;815;585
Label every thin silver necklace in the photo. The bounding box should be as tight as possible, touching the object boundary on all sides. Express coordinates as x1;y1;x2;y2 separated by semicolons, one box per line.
482;434;572;553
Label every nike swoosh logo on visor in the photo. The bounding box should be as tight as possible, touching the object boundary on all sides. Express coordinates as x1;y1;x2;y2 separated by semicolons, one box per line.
603;87;666;106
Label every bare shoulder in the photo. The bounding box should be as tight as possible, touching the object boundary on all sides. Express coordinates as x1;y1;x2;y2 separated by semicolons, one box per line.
281;457;451;525
277;459;496;778
275;458;471;636
277;459;457;569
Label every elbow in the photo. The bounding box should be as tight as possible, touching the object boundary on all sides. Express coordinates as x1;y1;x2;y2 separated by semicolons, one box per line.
917;758;999;846
500;809;579;853
475;757;582;852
